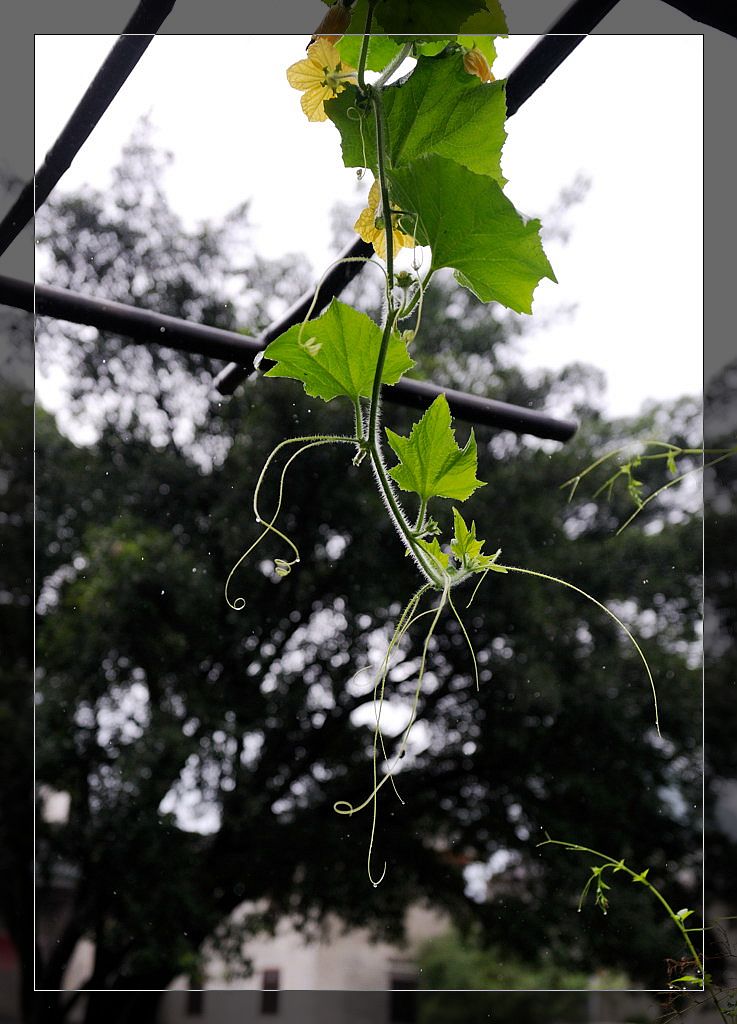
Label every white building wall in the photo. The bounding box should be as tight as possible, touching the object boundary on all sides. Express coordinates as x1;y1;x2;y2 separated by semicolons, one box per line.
159;902;450;1024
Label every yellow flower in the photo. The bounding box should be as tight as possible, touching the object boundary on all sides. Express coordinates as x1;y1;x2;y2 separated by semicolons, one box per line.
286;39;356;123
354;180;415;262
463;46;495;83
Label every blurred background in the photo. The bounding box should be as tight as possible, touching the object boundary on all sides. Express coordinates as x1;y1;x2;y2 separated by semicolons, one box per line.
0;27;733;1024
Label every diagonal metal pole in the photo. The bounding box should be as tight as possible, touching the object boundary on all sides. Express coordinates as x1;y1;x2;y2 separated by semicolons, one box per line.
660;0;737;37
1;273;577;441
0;0;177;258
212;0;623;398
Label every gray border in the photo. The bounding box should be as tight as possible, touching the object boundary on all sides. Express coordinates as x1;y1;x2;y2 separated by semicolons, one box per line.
2;0;731;1018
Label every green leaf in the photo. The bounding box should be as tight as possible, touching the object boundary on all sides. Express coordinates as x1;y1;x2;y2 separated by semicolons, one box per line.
385;395;485;503
378;0;505;35
450;507;505;573
262;299;413;403
459;0;508;38
413;40;453;57
328;51;507;184
388;154;556;313
335;6;403;72
337;0;506;57
417;537;450;571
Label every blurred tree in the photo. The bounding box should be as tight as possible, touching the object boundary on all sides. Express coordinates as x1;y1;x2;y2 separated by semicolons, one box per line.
30;125;702;1023
702;360;737;984
417;927;591;1023
0;365;34;1023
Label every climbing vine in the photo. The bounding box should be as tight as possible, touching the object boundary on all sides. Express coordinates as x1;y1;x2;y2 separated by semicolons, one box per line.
563;439;737;534
225;4;660;886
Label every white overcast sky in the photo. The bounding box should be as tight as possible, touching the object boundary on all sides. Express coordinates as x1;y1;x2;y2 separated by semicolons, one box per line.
35;34;703;419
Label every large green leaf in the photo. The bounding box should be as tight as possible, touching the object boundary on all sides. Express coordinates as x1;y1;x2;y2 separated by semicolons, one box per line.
335;0;506;44
388;154;556;313
335;4;403;72
262;299;413;403
378;0;506;35
328;51;507;183
385;395;485;502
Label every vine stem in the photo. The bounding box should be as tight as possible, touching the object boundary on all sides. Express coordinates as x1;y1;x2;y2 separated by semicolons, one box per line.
499;562;660;735
414;499;428;532
374;42;413;88
356;0;378;91
356;75;442;588
367;90;396;443
540;839;729;1024
616;449;737;535
224;434;355;610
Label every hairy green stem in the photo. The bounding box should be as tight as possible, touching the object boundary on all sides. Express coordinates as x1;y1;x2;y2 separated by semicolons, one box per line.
360;84;442;588
368;92;396;441
368;443;442;587
354;398;365;442
374;41;413;89
413;499;428;533
399;268;434;322
368;308;397;447
357;0;378;91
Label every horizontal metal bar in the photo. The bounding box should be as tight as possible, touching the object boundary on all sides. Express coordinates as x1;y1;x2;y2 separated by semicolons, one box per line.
382;378;577;442
1;274;577;441
214;0;619;399
0;0;176;257
212;236;373;395
1;275;261;364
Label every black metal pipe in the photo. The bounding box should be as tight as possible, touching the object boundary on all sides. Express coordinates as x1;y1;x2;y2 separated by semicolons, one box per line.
0;274;576;441
506;0;622;116
212;236;373;395
211;235;374;395
660;0;737;37
213;0;621;398
1;275;261;364
382;378;577;442
0;0;176;257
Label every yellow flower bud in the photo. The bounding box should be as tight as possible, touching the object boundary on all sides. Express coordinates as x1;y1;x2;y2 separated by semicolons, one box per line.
309;1;352;46
463;47;495;83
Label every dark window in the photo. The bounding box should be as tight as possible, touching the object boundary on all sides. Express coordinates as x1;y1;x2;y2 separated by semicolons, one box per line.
389;975;417;1024
186;989;204;1017
261;968;280;1015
